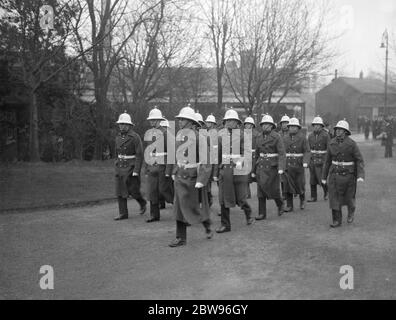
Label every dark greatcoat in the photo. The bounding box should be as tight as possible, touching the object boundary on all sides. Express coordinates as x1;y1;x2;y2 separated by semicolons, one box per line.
115;128;144;198
322;136;365;210
283;132;310;195
308;129;330;185
172;124;212;224
253;130;286;199
143;126;174;204
214;128;250;208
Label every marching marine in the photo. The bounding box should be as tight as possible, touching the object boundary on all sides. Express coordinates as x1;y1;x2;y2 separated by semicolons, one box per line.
282;118;310;212
114;111;147;220
322;120;365;227
214;109;254;233
307;116;330;202
252;114;286;220
243;116;258;199
169;106;213;247
144;107;174;223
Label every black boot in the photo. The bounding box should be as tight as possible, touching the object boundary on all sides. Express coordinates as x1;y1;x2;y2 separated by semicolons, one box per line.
202;220;213;239
284;193;294;212
347;207;355;223
330;210;342;228
137;198;147;215
146;202;160;222
216;205;231;233
242;202;254;225
256;198;267;220
323;184;328;201
307;185;317;202
114;197;128;220
275;198;284;216
300;193;305;210
169;221;187;247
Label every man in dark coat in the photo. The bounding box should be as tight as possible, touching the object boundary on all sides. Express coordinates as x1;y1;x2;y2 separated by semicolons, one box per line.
307;116;330;202
283;117;310;212
322;120;365;227
169;106;213;247
213;109;254;233
243;116;259;199
382;117;394;158
143;107;174;223
363;117;371;140
252;114;286;220
114;112;147;220
205;114;217;207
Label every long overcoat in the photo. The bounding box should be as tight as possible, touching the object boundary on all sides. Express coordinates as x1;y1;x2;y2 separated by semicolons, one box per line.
308;129;330;185
214;128;250;208
322;136;365;210
283;132;310;194
115;128;144;198
253;130;286;199
144;126;174;204
173;125;212;224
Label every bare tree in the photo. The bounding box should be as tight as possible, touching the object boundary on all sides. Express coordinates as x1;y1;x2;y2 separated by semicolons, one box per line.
225;0;337;114
71;0;162;159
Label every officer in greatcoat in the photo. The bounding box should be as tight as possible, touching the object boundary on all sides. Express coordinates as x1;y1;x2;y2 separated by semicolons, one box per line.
307;116;330;202
252;114;286;220
169;106;213;247
283;117;310;212
213;109;254;233
278;114;290;138
114;111;147;220
322;120;365;227
143;107;174;223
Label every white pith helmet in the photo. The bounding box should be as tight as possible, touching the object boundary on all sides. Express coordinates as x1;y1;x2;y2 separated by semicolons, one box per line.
205;114;216;124
195;112;205;126
147;106;165;121
280;114;290;124
312;116;324;126
260;114;275;127
175;104;200;125
244;116;256;127
287;117;301;128
334;119;351;135
223;109;241;123
116;111;134;125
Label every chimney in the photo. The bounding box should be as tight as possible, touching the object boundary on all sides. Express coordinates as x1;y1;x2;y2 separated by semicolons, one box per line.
359;70;364;79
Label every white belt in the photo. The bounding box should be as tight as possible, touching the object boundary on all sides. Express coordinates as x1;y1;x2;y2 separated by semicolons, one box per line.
332;161;354;166
286;153;304;157
311;150;327;154
177;162;199;169
222;154;242;159
118;155;136;160
150;152;167;157
259;153;278;158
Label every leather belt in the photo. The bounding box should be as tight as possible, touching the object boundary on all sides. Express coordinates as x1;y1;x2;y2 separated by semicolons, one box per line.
118;155;136;160
259;153;278;158
286;153;304;157
311;150;327;154
332;161;354;166
222;154;242;159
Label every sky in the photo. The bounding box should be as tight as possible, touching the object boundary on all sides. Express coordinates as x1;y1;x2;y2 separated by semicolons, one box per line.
331;0;396;78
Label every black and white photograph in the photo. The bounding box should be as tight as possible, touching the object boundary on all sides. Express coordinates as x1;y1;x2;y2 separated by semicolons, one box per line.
0;0;395;304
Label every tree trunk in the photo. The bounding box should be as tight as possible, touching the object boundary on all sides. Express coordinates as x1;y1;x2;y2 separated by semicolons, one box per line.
94;94;105;160
29;90;40;162
217;74;223;110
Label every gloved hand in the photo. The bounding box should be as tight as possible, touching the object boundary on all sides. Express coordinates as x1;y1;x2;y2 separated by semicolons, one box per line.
132;172;139;177
251;173;256;178
321;179;327;185
303;163;308;168
195;182;204;189
235;161;243;170
213;176;219;182
357;178;364;182
278;170;284;175
171;175;175;181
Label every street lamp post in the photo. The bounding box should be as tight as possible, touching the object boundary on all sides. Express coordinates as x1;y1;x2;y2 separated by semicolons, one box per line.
380;29;389;116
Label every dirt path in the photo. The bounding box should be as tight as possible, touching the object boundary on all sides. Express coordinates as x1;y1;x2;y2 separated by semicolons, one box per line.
1;134;395;299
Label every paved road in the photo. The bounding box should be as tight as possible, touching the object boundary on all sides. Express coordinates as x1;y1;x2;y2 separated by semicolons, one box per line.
1;134;395;299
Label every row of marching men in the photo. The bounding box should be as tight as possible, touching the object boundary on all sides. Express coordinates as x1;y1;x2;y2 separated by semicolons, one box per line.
113;105;365;247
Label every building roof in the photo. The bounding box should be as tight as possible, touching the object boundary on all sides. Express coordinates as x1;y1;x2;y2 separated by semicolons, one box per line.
338;77;396;94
